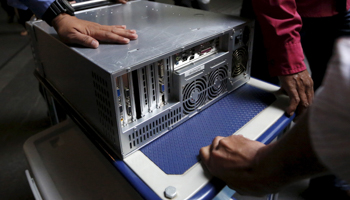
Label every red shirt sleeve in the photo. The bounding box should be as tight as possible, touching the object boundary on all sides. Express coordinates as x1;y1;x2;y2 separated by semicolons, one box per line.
252;0;306;76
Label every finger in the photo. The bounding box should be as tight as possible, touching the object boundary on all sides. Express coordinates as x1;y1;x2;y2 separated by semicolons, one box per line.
295;77;308;114
199;146;210;164
99;24;127;30
110;0;128;3
92;29;138;44
304;74;314;105
68;32;100;48
111;28;138;39
285;87;300;117
118;0;128;4
96;25;137;39
295;73;314;119
117;25;127;29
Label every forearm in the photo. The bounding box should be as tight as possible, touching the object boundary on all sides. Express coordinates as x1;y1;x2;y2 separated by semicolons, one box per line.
254;111;329;190
251;0;306;76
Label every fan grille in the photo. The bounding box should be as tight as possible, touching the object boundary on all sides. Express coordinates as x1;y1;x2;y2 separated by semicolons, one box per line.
208;66;228;100
232;46;248;77
182;77;207;114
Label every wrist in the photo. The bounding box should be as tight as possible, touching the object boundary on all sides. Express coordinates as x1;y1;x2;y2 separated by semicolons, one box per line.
52;13;73;29
42;0;75;26
252;143;284;193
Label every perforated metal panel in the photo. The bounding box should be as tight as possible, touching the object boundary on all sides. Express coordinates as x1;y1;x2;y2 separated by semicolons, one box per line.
141;84;276;174
92;71;115;144
128;106;182;149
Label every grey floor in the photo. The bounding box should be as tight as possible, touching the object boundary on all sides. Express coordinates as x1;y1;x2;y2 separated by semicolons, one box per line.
0;1;308;199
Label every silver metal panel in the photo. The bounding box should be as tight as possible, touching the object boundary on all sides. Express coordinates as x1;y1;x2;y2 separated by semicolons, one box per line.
33;1;248;74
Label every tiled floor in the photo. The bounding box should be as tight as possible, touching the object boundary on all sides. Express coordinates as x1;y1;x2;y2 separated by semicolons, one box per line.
0;1;309;199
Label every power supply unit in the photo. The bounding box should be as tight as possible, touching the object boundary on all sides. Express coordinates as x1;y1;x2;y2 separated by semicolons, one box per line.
28;0;254;159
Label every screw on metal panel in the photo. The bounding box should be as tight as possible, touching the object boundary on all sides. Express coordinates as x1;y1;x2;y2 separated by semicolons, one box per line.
232;28;235;33
164;186;177;199
230;36;233;40
126;67;131;72
133;127;137;131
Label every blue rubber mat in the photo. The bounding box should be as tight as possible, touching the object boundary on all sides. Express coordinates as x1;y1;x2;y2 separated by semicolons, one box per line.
140;84;276;174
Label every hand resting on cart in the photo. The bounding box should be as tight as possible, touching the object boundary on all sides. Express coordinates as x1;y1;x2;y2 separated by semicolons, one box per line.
199;113;328;196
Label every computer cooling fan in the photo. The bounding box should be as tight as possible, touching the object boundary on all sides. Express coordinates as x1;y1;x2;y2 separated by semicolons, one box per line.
232;46;248;77
182;77;207;114
208;66;228;100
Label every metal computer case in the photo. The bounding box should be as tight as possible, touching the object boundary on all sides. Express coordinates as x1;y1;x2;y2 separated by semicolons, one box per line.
28;0;254;159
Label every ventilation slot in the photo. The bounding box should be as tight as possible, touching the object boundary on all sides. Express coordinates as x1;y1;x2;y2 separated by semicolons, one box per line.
149;65;156;102
135;67;149;118
166;58;171;94
141;68;148;106
92;71;115;144
128;107;182;149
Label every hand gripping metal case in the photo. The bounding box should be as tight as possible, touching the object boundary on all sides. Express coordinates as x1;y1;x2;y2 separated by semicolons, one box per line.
28;0;254;159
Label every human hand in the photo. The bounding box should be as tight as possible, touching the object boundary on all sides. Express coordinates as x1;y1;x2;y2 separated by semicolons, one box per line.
52;14;138;48
200;135;276;196
111;0;129;4
278;70;314;119
70;0;128;4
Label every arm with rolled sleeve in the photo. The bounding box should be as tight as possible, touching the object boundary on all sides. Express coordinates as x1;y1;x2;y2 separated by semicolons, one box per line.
251;0;313;118
251;0;305;76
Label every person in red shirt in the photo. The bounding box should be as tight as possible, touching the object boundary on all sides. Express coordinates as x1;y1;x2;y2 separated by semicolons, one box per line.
244;0;350;119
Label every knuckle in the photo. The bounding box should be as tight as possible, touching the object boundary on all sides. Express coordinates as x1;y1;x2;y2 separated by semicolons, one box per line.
211;149;223;158
214;136;222;141
218;138;229;148
292;96;300;103
199;148;205;156
82;36;91;45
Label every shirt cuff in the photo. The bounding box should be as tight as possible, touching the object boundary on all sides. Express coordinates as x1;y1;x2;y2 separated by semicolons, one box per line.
267;42;306;76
